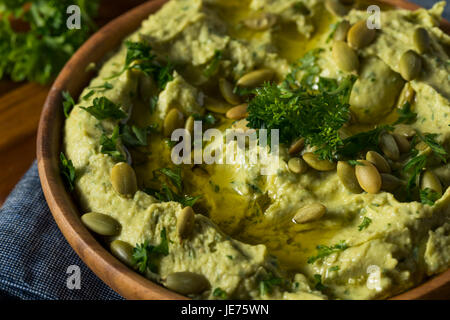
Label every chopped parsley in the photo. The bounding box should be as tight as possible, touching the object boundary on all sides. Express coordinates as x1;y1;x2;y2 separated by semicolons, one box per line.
62;91;75;119
111;41;174;90
213;288;228;299
80;97;127;120
247;75;355;160
328;266;340;272
60;152;76;191
420;188;440;206
0;0;99;84
358;216;372;231
395;102;417;125
120;124;152;147
313;274;326;291
143;167;201;207
99;126;125;161
203;50;222;78
132;228;169;274
259;273;282;296
307;240;349;264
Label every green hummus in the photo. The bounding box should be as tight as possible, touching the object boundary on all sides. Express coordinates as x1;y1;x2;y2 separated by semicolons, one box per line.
63;0;450;299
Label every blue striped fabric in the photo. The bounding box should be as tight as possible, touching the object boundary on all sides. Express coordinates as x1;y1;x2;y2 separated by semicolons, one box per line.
0;161;121;300
0;0;448;300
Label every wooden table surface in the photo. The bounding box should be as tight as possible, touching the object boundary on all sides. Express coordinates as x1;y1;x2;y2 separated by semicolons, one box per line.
0;0;146;206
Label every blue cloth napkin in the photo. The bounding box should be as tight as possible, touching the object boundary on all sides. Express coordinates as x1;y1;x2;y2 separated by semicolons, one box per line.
0;0;448;301
0;161;122;300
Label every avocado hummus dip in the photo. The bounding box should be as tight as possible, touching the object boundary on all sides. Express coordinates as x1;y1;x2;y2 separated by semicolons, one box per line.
62;0;450;299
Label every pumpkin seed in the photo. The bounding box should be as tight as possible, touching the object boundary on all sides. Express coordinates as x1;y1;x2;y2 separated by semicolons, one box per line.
394;124;415;138
302;152;336;171
399;50;422;81
396;82;416;108
332;40;359;73
347;20;376;49
392;133;410;153
333;20;351;41
288;138;305;155
236;69;274;88
204;96;232;114
177;206;195;240
293;203;326;224
325;0;350;17
164;108;185;137
110;240;135;267
219;78;241;105
413;27;431;54
81;212;121;236
288;157;308;174
421;170;442;196
355;160;382;194
110;162;138;198
381;173;403;193
366;151;391;173
185;115;195;136
337;161;363;193
226;103;248;120
243;13;277;31
165;272;210;295
379;133;400;161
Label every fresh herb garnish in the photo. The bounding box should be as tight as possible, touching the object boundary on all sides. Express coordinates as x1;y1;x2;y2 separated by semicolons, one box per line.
60;152;76;191
149;96;158;114
80;97;127;120
120;124;151;147
417;132;448;162
420;188;440;206
0;0;99;84
213;288;228;299
313;274;326;291
111;41;174;90
88;82;113;91
144;167;201;207
329;266;340;272
403;151;427;196
259;273;282;296
307;240;349;264
62;91;75;118
395;102;417;125
132;228;169;274
203;50;222;78
100;126;125;161
247;75;355;160
192;113;217;125
358;216;372;231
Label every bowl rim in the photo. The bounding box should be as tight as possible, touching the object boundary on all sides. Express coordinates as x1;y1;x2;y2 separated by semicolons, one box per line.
37;0;450;300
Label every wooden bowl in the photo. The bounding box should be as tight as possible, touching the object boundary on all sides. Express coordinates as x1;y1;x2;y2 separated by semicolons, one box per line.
37;0;450;300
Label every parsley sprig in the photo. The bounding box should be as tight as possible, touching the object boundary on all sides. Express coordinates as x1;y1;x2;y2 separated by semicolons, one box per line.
144;167;201;207
80;97;127;120
0;0;99;84
60;152;76;191
100;126;125;161
132;228;169;274
307;241;349;264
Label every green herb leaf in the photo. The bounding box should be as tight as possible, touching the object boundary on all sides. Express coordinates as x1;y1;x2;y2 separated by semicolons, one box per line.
203;50;222;78
395;102;417;125
60;152;76;191
247;75;355;160
417;132;448;163
80;97;127;120
132;228;169;274
0;0;99;84
313;274;326;291
420;188;440;206
100;126;125;161
307;240;349;264
259;274;282;296
358;216;372;231
62;91;75;118
120;124;149;147
213;288;228;299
